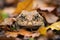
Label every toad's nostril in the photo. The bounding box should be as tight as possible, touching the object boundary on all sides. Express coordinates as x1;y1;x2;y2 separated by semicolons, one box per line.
28;22;32;26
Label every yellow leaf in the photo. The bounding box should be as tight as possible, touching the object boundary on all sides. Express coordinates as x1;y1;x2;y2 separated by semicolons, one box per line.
46;21;60;30
38;27;47;35
14;0;33;15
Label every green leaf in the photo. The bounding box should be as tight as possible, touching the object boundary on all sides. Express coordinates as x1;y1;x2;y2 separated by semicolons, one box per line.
1;12;9;19
29;38;34;40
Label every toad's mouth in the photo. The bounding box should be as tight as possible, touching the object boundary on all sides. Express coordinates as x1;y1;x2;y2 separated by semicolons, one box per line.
19;25;41;31
19;25;40;28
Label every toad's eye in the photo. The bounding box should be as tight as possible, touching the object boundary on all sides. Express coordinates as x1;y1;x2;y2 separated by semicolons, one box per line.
33;14;40;21
19;14;25;19
35;15;40;19
19;14;27;21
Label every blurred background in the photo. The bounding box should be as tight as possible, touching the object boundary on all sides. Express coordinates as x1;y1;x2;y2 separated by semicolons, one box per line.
0;0;60;40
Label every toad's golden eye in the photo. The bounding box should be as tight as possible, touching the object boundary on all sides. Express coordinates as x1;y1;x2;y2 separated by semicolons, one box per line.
33;14;40;21
19;14;27;21
19;14;25;19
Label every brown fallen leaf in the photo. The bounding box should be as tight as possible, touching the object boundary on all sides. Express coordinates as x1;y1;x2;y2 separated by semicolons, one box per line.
42;12;59;23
